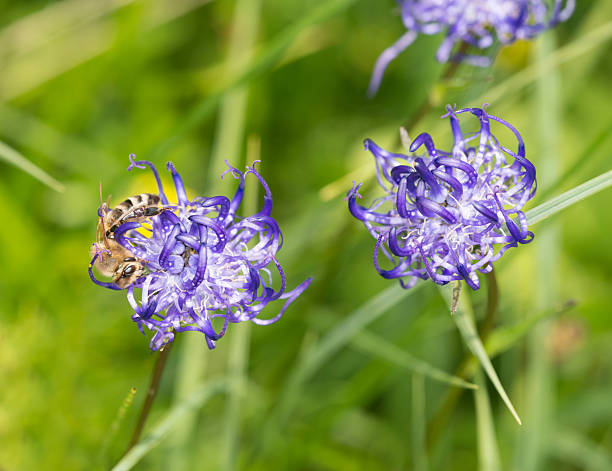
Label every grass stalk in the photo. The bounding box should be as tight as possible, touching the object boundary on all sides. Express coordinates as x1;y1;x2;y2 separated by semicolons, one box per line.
124;342;173;455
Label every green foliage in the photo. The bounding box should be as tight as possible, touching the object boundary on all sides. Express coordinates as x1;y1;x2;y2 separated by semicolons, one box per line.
0;1;611;470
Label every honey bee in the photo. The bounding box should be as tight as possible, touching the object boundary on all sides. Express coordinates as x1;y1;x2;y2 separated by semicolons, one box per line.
100;193;166;240
91;191;166;289
90;238;145;289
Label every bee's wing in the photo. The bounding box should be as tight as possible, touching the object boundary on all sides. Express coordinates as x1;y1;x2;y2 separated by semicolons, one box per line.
96;216;110;249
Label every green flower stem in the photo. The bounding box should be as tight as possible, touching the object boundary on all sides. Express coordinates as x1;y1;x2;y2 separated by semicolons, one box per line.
426;271;499;450
397;42;469;145
124;341;173;455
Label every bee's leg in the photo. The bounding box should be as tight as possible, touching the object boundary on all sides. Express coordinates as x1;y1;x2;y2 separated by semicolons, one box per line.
88;244;122;290
144;207;168;217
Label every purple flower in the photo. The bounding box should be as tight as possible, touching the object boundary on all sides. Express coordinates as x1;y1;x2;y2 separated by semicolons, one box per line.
368;0;575;95
89;156;312;351
346;104;536;290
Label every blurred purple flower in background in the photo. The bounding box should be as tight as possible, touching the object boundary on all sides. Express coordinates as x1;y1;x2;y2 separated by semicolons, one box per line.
368;0;575;95
90;156;312;350
347;104;536;290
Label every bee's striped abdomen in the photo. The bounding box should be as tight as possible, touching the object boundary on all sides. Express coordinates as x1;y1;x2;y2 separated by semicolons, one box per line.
105;193;164;236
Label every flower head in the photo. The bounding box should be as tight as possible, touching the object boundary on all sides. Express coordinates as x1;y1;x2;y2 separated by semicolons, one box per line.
369;0;575;95
89;156;312;350
346;104;536;290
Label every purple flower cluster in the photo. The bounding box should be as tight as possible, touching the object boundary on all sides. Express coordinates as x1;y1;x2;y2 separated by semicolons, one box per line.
89;156;312;350
369;0;575;95
346;105;536;290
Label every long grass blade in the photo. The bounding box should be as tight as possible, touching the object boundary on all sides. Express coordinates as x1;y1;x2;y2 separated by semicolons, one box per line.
0;139;65;192
525;169;612;226
221;137;261;471
97;387;138;470
440;284;521;424
168;3;263;468
479;20;612;106
0;104;114;177
265;283;424;440
537;116;612;202
292;283;422;390
518;33;560;471
353;330;477;389
455;301;575;380
149;0;357;160
473;369;501;471
0;0;132;58
1;0;213;100
485;301;575;359
111;379;228;471
548;428;612;471
411;373;428;471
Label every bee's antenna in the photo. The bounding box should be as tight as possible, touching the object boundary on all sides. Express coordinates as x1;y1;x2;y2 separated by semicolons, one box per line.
98;181;110;250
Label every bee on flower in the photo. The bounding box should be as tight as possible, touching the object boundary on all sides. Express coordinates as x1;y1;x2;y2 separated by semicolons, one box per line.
89;155;312;350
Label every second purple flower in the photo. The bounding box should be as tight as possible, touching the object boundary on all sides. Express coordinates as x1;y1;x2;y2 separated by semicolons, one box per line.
347;104;536;290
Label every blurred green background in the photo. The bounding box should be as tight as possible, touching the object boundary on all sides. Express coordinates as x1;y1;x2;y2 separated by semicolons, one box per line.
1;1;611;470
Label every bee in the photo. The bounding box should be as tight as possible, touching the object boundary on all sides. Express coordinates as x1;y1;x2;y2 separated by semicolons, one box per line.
100;193;166;240
90;238;145;289
91;190;166;289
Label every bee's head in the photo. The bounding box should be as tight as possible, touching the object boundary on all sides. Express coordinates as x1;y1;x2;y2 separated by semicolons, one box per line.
113;258;145;289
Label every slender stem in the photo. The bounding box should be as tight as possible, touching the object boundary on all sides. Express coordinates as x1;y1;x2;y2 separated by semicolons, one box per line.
321;43;469;202
426;271;499;450
398;42;468;139
125;342;173;454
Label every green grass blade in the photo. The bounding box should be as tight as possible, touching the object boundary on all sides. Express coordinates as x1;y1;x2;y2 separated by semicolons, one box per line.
1;0;214;100
485;302;574;359
169;2;266;466
268;283;423;435
352;330;477;389
292;283;422;389
518;34;560;471
0;104;114;177
97;387;138;470
166;339;209;471
537;116;612;202
149;0;357;160
111;379;228;471
167;1;261;468
208;0;261;195
479;20;612;107
221;133;262;471
457;301;574;380
440;284;521;425
0;0;134;58
411;373;428;471
473;369;501;471
0;139;65;192
525;169;612;226
548;428;612;471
